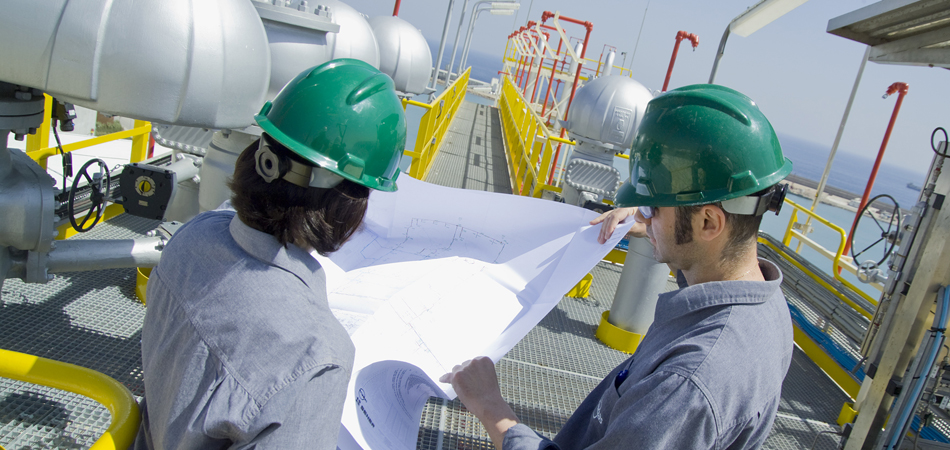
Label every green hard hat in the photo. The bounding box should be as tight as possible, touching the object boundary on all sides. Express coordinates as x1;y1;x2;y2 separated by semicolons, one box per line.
615;84;792;208
255;59;407;191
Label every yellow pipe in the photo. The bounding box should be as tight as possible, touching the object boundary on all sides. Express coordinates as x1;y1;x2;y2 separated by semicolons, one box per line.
0;349;140;450
28;125;151;166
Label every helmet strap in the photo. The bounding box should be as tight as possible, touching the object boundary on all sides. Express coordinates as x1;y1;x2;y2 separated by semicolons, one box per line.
254;136;344;189
720;184;788;216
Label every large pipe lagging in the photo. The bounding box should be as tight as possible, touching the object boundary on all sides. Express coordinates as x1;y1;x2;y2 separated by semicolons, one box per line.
6;238;165;279
608;237;671;333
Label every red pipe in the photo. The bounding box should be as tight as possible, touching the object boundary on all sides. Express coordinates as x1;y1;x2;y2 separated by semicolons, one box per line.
540;11;593;183
392;0;401;16
520;24;539;92
662;31;699;92
531;31;550;102
843;82;909;257
540;38;564;116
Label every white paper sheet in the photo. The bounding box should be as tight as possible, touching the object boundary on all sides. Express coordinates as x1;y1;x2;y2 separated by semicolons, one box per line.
322;176;633;450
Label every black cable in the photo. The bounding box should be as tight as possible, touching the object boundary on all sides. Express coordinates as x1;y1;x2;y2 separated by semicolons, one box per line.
51;119;71;195
932;127;948;157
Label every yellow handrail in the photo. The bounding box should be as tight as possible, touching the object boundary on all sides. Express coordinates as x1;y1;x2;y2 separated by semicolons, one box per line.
497;75;573;198
780;199;880;309
401;68;470;180
25;95;151;169
0;349;140;449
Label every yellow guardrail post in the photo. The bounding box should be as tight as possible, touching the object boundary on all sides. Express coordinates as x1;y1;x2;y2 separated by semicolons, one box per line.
497;75;571;198
779;199;880;307
402;68;470;181
0;349;140;450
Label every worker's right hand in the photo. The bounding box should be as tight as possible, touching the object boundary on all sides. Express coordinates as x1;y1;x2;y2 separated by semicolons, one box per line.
591;207;647;244
440;357;519;449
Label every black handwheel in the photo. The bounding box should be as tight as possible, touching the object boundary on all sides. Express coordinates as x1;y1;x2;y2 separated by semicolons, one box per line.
850;194;901;269
68;158;111;232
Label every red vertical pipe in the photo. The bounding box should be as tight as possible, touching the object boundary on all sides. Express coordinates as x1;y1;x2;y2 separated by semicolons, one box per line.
843;82;909;257
531;32;550;103
662;31;699;92
392;0;401;16
539;11;594;183
522;30;540;93
540;39;564;117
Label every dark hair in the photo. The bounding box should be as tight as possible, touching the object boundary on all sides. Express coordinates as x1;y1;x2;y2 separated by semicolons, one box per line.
674;203;762;262
228;138;370;256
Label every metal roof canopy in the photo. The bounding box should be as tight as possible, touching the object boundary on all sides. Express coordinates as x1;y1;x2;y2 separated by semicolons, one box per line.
827;0;950;68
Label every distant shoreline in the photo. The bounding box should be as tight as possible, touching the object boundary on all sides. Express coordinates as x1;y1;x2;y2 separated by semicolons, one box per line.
784;174;899;219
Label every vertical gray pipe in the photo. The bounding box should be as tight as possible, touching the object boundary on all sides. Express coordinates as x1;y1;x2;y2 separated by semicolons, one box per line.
708;26;730;84
608;237;670;334
428;0;457;100
445;0;471;85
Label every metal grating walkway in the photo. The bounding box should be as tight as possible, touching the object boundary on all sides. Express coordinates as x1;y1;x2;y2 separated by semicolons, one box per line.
1;214;158;449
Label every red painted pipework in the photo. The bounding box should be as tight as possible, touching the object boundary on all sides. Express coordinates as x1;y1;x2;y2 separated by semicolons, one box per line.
531;32;550;102
541;11;593;183
392;0;401;16
513;27;529;85
843;82;909;257
540;38;564;116
662;31;699;92
522;29;541;92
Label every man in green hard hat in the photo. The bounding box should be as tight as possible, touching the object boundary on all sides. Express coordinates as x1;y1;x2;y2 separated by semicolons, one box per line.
442;84;794;449
134;59;406;450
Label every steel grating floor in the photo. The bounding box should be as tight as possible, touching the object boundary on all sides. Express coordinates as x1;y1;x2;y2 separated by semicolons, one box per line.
0;99;853;449
0;213;158;449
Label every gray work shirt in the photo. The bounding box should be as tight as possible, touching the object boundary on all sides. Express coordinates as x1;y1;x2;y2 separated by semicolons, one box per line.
504;259;793;450
133;210;355;450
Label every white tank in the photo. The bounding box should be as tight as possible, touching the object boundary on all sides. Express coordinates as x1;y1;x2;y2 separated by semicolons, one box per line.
368;16;433;95
0;0;271;130
563;75;653;155
262;0;380;100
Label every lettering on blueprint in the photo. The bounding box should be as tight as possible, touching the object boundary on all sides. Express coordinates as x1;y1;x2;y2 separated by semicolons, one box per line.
356;388;375;428
608;107;633;144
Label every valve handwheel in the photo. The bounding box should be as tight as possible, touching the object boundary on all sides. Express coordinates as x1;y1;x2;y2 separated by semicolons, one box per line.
68;158;111;232
850;194;901;270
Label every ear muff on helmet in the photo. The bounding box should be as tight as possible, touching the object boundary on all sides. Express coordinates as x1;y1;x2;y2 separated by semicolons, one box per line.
254;135;345;189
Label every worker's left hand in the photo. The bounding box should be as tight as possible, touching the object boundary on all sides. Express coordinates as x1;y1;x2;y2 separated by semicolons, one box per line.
591;207;647;244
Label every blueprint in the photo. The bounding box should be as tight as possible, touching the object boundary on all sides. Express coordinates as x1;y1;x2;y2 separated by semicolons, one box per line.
321;176;634;450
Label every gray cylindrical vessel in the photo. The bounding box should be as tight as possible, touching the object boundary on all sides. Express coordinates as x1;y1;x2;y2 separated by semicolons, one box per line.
609;237;671;334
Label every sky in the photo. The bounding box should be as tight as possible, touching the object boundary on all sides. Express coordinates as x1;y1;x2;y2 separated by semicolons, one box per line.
344;0;947;176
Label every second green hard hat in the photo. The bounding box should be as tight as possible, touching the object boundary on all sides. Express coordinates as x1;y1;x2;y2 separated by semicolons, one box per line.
255;59;407;191
615;84;792;207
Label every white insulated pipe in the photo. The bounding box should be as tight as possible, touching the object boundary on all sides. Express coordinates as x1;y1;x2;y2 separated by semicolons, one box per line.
608;237;670;333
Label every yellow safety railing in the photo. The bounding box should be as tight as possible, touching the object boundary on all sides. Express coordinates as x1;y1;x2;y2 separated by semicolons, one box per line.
0;349;140;449
23;95;152;240
401;68;470;180
497;75;574;198
779;198;880;311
